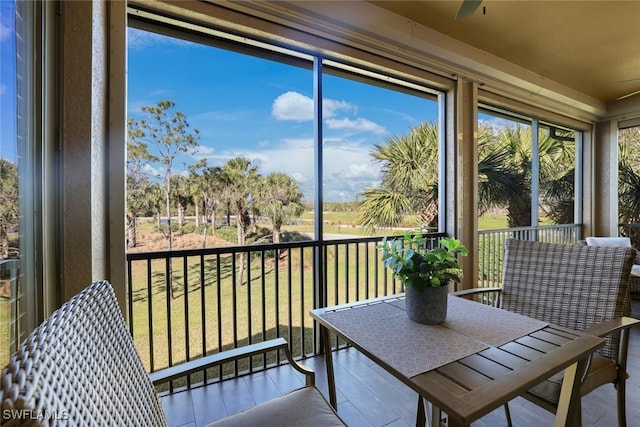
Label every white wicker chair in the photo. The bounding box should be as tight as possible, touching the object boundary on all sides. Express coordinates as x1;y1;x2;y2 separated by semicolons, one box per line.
0;280;346;426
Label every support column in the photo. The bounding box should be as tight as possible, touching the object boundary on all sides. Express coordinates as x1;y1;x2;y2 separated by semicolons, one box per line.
592;120;619;237
451;79;478;290
60;0;125;307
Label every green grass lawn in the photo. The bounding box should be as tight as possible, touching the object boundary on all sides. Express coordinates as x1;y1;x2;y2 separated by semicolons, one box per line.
0;299;9;367
128;243;392;383
478;214;508;230
298;210;510;232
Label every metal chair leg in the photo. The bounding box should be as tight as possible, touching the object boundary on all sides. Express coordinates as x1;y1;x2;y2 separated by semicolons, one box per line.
504;402;513;427
616;380;627;427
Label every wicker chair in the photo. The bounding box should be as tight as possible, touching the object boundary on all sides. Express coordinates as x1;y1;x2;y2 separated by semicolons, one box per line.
0;280;346;426
454;239;639;427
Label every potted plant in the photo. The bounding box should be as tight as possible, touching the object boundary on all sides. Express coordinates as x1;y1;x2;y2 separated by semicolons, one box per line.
379;232;468;323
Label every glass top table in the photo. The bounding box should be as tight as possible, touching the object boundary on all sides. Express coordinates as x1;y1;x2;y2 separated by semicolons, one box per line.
310;294;605;427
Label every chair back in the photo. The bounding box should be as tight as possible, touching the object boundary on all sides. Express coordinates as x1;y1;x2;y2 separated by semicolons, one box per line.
0;280;167;426
501;239;635;360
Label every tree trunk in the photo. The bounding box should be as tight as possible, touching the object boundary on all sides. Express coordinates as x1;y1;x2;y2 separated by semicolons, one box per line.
202;222;208;248
195;202;200;227
237;252;246;287
507;200;532;227
236;206;247;286
165;189;175;299
419;200;439;230
211;211;216;236
178;202;186;228
126;212;137;248
273;224;281;243
165;189;173;250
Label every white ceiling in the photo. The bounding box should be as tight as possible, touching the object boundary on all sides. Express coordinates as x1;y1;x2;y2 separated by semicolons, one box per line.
370;1;640;103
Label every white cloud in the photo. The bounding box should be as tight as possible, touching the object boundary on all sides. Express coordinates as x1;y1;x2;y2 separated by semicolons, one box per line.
188;131;384;202
223;137;379;202
290;172;309;184
325;117;387;135
478;116;521;132
0;19;11;41
343;163;379;180
324;98;355;118
142;164;163;180
271;91;356;122
194;145;216;156
322;140;381;201
272;91;313;121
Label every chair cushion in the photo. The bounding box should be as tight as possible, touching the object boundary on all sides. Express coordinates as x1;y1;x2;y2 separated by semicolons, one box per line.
586;236;632;248
206;386;347;427
525;353;618;407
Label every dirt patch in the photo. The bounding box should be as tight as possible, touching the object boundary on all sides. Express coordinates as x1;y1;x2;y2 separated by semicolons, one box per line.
127;232;233;253
0;280;10;298
127;231;300;272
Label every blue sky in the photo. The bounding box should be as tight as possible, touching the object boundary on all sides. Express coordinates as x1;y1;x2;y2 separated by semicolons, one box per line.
1;13;518;203
128;27;439;202
0;1;16;162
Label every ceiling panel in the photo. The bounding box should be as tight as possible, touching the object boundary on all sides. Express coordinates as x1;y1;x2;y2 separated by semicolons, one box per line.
370;1;640;102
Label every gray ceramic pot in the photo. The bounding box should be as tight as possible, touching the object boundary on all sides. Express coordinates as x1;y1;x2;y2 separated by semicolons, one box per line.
405;284;448;324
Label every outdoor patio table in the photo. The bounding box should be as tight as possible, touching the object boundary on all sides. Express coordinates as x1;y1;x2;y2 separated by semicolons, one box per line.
310;294;605;427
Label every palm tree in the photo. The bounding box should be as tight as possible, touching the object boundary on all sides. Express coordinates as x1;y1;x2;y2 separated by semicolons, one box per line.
147;183;165;230
619;160;640;224
477;126;522;218
359;121;576;231
618;127;640;246
258;172;305;243
538;128;575;225
221;157;259;285
357;122;439;231
190;164;224;245
619;126;640;169
187;160;207;228
477;125;533;227
540;168;575;224
478;124;575;227
171;175;192;229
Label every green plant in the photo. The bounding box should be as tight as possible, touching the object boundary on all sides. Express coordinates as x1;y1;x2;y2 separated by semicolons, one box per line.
379;232;468;292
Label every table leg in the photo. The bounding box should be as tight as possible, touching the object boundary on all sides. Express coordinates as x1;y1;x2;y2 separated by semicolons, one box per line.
431;404;442;427
415;398;446;427
415;396;426;427
321;326;338;409
554;358;587;427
